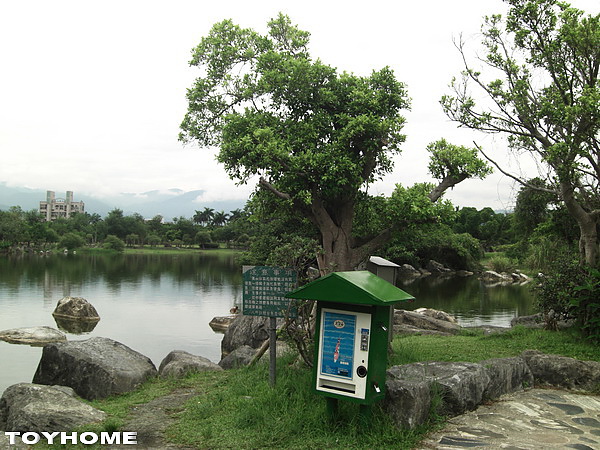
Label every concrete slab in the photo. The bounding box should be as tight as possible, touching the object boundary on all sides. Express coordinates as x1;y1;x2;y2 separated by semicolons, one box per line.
419;388;600;449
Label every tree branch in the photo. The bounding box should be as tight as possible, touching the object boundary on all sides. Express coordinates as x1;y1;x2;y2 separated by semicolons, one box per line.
258;177;291;200
473;142;559;195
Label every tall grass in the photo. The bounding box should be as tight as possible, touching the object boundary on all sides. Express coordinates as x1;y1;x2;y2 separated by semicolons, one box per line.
170;353;430;449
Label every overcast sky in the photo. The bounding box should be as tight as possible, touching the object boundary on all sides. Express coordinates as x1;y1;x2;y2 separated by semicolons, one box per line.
1;0;597;210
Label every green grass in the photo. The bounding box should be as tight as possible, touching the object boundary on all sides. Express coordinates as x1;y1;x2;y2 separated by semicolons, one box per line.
389;326;600;366
170;354;431;449
32;327;600;449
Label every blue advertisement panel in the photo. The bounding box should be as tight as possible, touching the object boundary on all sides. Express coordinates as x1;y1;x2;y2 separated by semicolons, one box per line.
320;311;356;379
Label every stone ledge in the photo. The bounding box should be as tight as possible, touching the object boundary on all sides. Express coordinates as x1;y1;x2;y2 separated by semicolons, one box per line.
384;350;599;429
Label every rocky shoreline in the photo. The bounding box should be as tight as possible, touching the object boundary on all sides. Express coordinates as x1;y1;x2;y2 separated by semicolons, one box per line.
2;296;598;447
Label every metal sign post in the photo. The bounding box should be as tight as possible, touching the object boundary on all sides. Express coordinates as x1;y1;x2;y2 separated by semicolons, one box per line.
242;266;297;386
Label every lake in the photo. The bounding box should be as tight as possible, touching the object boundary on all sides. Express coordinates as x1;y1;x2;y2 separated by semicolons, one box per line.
0;252;536;396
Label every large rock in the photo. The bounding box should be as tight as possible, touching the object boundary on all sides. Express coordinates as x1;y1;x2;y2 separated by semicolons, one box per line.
398;264;421;277
521;350;600;391
511;313;544;329
208;315;236;333
218;345;257;369
52;296;100;321
221;315;281;358
414;308;458;324
387;362;490;418
482;357;534;400
0;383;106;432
394;310;461;335
426;260;453;273
385;367;432;429
32;337;157;400
0;326;66;346
158;350;222;378
480;270;513;284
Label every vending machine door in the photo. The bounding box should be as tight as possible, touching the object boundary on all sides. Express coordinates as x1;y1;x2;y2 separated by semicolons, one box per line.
316;308;371;400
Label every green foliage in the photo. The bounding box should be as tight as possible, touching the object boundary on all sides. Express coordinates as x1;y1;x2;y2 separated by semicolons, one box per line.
195;230;212;249
382;223;484;270
452;206;514;249
523;234;572;272
486;254;516;273
58;232;86;251
427;138;492;181
572;267;600;342
102;235;125;253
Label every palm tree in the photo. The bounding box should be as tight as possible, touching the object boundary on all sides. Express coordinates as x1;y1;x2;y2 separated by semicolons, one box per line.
211;210;229;227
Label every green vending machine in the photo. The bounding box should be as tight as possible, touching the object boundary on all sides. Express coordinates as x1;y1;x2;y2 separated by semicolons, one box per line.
286;271;414;410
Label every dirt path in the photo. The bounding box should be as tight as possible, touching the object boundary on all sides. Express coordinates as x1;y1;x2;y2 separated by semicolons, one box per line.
107;388;198;450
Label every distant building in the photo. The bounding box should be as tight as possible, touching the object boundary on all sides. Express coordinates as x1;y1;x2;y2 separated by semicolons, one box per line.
39;191;85;221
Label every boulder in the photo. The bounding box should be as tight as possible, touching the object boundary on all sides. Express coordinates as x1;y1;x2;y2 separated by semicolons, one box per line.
32;337;157;400
414;308;458;324
385;366;432;429
0;383;106;432
52;296;100;321
521;350;600;391
0;326;66;346
480;271;513;284
385;361;490;427
426;260;453;273
398;264;421;277
394;310;461;335
221;315;281;358
218;345;257;369
481;357;534;400
511;313;544;329
53;316;99;334
158;350;222;378
208;315;236;333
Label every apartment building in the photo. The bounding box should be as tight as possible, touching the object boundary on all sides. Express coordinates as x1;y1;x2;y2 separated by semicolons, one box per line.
39;191;85;221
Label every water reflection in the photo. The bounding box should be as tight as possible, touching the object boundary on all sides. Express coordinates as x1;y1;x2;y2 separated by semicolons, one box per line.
398;275;537;327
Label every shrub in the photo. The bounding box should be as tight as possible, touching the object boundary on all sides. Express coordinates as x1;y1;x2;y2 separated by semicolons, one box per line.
572;267;600;342
58;232;86;250
487;254;515;273
103;235;125;252
535;256;600;340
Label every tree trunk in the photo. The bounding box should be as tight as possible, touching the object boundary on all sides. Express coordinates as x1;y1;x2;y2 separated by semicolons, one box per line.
560;181;600;268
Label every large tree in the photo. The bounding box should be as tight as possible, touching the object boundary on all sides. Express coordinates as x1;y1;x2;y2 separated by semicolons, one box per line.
181;14;489;272
442;0;599;266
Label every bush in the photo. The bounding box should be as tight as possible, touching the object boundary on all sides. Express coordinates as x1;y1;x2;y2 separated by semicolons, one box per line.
103;235;125;252
524;235;572;272
58;232;86;250
487;254;515;273
382;224;484;270
535;256;600;341
572;267;600;342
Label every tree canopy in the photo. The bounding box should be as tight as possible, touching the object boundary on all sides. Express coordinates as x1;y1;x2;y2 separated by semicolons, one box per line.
442;0;599;266
181;14;490;272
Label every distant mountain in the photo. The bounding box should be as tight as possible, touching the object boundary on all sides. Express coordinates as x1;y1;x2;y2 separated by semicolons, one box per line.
0;183;246;219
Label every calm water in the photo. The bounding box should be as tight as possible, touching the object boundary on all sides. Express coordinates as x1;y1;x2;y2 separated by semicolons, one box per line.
0;254;536;396
0;252;242;396
399;274;536;327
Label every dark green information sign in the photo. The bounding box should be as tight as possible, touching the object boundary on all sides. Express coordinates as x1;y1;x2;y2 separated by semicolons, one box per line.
243;266;298;318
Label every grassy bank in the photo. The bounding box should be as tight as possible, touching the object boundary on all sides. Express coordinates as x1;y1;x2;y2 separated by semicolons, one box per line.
78;245;240;256
36;327;600;449
123;246;240;256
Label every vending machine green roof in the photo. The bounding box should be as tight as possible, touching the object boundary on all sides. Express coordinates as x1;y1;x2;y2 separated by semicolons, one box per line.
286;271;414;306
